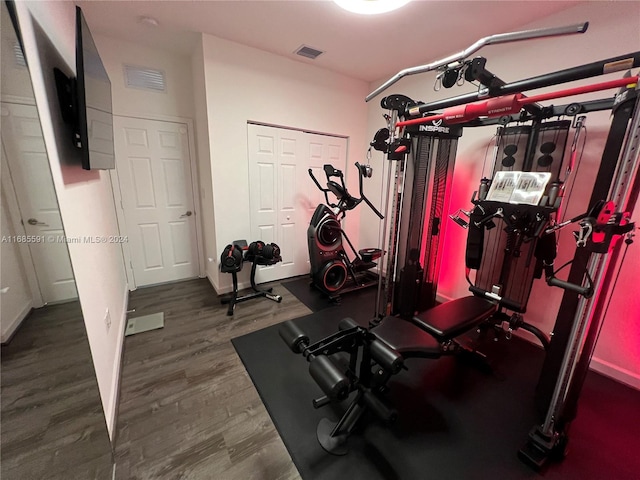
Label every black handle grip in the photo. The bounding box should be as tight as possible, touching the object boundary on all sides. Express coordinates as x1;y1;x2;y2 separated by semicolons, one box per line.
468;286;522;312
548;277;593;297
312;395;331;409
308;168;325;192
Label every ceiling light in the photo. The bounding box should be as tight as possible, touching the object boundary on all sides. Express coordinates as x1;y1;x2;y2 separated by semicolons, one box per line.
333;0;411;15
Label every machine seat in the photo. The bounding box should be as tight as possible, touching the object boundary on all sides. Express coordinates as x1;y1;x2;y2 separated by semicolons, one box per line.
373;317;442;359
412;296;497;341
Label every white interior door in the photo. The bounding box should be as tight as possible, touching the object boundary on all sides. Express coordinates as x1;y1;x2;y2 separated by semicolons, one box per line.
114;116;199;287
1;154;35;337
1;102;77;303
248;124;347;283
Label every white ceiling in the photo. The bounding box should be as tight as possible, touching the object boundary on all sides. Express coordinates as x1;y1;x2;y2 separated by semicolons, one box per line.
77;0;583;83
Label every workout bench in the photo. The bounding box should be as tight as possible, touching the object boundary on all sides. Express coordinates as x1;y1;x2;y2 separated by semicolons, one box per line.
279;294;498;455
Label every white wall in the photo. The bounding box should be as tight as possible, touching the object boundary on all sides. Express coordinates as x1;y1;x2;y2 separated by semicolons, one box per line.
365;1;640;388
94;32;204;288
191;39;217;287
200;34;371;291
14;1;129;438
93;33;196;121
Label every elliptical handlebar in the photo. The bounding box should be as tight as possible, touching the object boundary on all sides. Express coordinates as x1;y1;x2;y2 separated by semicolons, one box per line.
308;163;384;219
308;167;346;210
308;168;335;209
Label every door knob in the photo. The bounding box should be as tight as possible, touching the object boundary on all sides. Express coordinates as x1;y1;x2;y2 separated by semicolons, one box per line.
180;211;193;218
27;218;48;226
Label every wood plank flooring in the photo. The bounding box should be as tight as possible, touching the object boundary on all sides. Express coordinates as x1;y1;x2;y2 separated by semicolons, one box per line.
114;278;309;479
1;301;114;480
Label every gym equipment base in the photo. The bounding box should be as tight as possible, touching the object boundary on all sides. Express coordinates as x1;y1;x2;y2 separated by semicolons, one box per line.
220;260;282;316
518;426;569;471
314;270;379;303
232;305;640;480
317;418;349;456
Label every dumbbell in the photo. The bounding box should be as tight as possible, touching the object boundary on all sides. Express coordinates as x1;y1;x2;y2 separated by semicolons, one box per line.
261;242;281;261
279;320;350;401
220;244;244;273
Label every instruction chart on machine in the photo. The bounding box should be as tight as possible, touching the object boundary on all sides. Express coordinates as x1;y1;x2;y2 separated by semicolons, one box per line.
486;171;552;205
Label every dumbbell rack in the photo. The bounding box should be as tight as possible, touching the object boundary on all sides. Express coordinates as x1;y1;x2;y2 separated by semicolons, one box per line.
221;256;283;316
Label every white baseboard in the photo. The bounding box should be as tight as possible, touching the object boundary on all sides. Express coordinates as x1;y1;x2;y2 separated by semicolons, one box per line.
590;356;640;391
106;284;129;443
207;272;219;294
0;302;32;344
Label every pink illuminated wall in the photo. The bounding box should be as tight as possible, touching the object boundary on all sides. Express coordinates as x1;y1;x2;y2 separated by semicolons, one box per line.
364;1;640;389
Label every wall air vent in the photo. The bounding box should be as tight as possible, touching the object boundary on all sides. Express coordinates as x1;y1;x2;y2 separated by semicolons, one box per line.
124;65;166;92
294;45;324;60
13;42;26;67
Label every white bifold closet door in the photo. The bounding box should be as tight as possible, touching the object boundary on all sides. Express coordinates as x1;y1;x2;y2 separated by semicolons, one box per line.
247;124;347;283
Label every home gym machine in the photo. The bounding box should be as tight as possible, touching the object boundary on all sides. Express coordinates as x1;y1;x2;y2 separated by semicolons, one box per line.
280;21;640;471
307;163;384;300
370;104;461;317
220;240;283;316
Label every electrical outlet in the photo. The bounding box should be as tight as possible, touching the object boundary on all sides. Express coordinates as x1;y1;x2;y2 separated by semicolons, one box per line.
104;308;111;331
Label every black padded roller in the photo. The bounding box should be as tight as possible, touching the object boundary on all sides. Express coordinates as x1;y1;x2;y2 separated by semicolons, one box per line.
338;317;359;331
279;321;309;354
309;355;349;401
369;339;404;374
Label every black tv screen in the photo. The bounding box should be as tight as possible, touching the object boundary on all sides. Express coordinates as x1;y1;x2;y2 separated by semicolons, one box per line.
76;6;114;170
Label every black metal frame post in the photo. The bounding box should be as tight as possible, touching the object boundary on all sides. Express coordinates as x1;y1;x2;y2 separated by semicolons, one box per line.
535;86;639;413
520;85;639;471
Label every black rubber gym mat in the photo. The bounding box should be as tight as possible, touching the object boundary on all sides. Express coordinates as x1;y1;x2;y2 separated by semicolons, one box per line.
281;275;377;313
232;309;640;480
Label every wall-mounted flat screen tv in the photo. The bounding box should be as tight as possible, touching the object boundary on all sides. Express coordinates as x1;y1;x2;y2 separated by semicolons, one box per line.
54;6;114;170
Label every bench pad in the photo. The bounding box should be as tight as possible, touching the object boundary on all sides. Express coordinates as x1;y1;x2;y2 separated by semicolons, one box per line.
373;317;442;359
412;296;497;341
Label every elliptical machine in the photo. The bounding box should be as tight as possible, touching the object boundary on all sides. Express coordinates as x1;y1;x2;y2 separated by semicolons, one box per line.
307;163;384;300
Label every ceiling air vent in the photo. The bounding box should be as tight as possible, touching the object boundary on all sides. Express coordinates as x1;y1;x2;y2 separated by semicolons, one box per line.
124;65;166;92
294;45;324;60
13;42;26;67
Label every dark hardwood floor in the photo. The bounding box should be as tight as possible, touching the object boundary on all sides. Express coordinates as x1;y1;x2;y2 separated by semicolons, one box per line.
115;278;308;479
4;277;640;479
1;301;114;480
